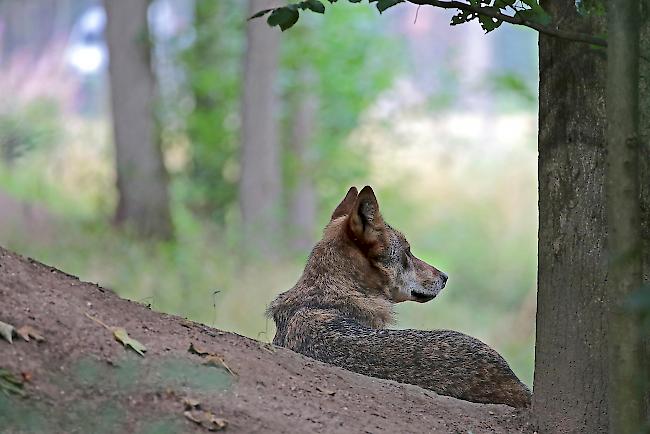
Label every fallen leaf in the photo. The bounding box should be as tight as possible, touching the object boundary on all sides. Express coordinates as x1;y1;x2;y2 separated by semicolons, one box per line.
184;410;202;424
188;343;235;376
113;328;147;357
21;372;32;383
0;368;25;397
183;397;201;410
315;385;336;396
203;355;236;377
86;314;147;357
184;409;228;431
16;325;45;342
206;415;228;431
188;342;210;356
0;320;15;343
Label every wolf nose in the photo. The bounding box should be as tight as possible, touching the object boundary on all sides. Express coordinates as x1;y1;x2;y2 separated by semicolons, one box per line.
440;272;448;284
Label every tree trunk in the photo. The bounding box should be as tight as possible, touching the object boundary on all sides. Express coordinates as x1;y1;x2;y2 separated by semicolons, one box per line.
239;0;283;255
606;1;645;432
287;69;318;254
104;0;173;239
533;1;609;432
640;10;650;420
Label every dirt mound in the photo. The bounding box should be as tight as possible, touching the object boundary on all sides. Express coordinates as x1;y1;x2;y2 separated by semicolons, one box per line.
0;246;533;433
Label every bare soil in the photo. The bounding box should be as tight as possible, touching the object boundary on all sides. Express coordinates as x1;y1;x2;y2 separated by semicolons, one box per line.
0;246;534;433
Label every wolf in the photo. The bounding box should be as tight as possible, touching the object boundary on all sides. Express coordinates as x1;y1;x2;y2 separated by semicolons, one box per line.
268;186;532;408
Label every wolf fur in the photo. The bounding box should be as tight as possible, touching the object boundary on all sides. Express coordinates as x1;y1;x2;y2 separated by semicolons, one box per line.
268;186;532;408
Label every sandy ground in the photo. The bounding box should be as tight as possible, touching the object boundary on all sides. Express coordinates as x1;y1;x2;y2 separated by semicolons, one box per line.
0;245;534;433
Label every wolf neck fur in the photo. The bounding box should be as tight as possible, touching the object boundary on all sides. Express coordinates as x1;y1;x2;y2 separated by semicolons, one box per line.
268;219;394;338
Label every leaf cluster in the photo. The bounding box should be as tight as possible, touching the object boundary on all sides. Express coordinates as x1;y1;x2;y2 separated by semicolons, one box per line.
250;0;550;34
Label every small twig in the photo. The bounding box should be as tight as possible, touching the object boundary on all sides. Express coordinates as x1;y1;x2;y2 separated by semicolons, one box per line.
212;290;220;327
414;5;421;24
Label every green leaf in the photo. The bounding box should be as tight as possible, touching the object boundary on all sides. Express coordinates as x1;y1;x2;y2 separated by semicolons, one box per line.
518;0;550;24
376;0;404;13
248;8;274;21
515;7;551;25
494;0;516;9
267;7;300;31
0;320;14;344
304;0;326;13
450;9;476;26
478;15;502;32
113;327;147;357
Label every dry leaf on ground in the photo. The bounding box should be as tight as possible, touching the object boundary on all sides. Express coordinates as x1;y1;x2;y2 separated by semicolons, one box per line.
112;327;146;357
188;342;236;376
85;313;147;357
183;397;201;410
16;325;45;342
203;355;236;376
184;409;228;431
188;342;210;356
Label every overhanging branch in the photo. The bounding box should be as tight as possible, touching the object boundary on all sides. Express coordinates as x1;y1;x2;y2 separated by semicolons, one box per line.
407;0;607;47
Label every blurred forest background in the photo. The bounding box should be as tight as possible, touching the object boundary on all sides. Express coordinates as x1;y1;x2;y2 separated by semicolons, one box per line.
0;0;538;384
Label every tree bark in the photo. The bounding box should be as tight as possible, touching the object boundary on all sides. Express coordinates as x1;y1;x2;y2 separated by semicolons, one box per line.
640;7;650;419
239;0;283;255
533;1;609;432
104;0;173;239
287;69;318;253
606;1;645;432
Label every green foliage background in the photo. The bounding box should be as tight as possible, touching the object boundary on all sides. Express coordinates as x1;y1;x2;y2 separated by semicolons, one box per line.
179;0;245;222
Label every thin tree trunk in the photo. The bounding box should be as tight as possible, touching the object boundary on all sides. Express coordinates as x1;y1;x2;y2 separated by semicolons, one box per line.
533;1;609;432
287;69;318;253
104;0;173;239
239;0;282;255
606;1;645;432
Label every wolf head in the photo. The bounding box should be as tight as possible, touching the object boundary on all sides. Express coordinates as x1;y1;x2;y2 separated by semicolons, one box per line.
321;185;447;304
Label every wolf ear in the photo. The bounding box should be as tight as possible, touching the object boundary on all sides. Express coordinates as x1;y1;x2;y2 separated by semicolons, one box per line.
348;186;383;245
331;186;358;220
